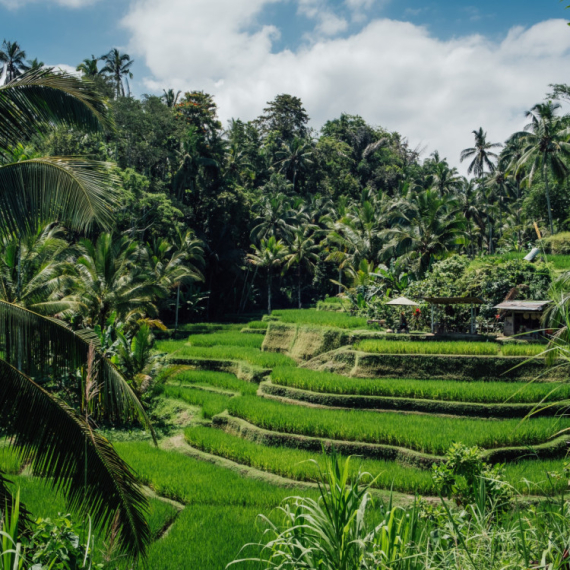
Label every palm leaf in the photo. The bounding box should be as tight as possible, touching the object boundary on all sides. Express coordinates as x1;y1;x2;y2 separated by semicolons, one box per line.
0;358;149;558
0;157;119;238
0;301;154;438
0;68;111;155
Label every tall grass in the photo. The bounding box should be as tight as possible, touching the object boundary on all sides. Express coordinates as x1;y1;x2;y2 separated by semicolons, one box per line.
271;309;370;329
227;396;569;455
188;332;264;349
245;321;269;330
501;344;548;357
171;369;258;396
163;385;234;418
174;345;297;368
184;426;435;494
270;367;570;403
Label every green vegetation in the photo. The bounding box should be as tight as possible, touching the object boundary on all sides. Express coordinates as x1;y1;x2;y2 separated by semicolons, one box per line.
245;320;269;330
162;385;233;418
173;344;297;368
269;367;570;403
356;339;546;356
227;396;570;455
271;309;370;329
188;331;264;348
171;369;258;396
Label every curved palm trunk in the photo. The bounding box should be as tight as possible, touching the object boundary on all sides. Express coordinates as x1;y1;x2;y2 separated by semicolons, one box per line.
543;162;555;236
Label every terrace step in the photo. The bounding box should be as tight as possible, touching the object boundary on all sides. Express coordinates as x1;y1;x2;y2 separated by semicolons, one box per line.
260;381;570;419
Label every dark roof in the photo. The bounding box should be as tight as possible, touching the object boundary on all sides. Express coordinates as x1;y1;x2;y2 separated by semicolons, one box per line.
494;300;552;312
423;297;485;305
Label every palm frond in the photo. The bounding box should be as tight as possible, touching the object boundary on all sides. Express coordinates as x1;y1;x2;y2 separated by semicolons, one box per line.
0;358;149;558
0;68;112;154
0;157;119;238
0;301;154;437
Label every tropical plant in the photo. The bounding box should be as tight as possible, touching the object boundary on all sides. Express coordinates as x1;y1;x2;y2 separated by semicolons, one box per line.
0;41;27;83
100;48;134;98
381;189;466;275
509;101;570;236
76;55;101;78
74;232;166;329
276;136;314;193
247;236;288;314
0;69;151;559
460;127;502;178
284;226;320;308
162;88;181;108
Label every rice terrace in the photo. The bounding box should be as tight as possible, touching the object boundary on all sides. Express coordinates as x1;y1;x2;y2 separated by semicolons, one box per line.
4;0;570;568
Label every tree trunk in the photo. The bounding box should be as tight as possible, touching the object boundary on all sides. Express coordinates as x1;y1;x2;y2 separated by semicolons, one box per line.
338;268;342;295
516;179;522;249
175;283;180;333
544;162;555;236
268;274;272;314
298;266;302;309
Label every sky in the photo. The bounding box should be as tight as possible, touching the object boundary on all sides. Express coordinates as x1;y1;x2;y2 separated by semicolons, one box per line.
2;0;570;170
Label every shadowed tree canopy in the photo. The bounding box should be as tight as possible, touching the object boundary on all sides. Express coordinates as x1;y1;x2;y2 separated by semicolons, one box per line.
257;94;310;142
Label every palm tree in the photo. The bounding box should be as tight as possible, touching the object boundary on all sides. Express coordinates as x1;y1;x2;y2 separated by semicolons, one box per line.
23;58;44;72
100;48;134;98
432;161;462;195
501;138;527;248
284;227;320;309
0;41;27;83
460;128;502;178
381;189;466;275
276;137;314;193
74;233;166;329
250;193;302;243
0;224;79;316
162;88;181;108
509;101;570;236
247;236;287;314
0;68;151;558
76;55;101;78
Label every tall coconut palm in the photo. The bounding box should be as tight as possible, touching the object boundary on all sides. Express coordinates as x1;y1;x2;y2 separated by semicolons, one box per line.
509;101;570;236
162;88;181;108
76;55;101;78
100;48;134;98
23;58;44;72
460;128;502;178
381;189;466;275
0;41;27;83
501;138;527;248
284;227;320;309
0;68;151;559
276;137;315;193
247;236;287;314
432;161;462;195
74;233;166;329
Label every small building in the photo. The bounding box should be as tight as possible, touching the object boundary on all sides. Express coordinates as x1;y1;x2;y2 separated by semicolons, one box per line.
493;300;552;337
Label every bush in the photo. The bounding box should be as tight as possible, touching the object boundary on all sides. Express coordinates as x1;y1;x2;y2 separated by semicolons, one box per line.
544;232;570;255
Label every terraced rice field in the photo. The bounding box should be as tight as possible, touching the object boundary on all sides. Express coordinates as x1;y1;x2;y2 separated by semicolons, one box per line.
22;318;559;570
270;308;371;329
356;339;546;357
269;367;570;403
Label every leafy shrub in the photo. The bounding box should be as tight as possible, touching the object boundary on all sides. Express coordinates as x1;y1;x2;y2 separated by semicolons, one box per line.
544;232;570;255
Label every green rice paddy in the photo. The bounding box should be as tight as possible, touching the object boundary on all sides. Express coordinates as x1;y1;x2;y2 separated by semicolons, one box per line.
269;367;570;403
271;308;370;329
171;369;258;396
163;385;233;418
169;345;297;368
227;396;570;455
187;331;264;349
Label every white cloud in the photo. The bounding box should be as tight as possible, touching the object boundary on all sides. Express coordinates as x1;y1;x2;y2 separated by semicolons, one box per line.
0;0;98;8
122;0;570;172
297;0;348;37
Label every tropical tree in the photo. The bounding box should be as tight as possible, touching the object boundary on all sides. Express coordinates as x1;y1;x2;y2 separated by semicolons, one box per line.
460;127;502;178
76;55;101;78
509;101;570;236
162;88;181;108
250;192;301;243
247;236;287;314
276;136;315;193
24;58;44;72
0;41;27;83
0;224;78;316
285;227;320;308
381;189;466;275
0;68;151;558
74;233;166;329
100;48;134;98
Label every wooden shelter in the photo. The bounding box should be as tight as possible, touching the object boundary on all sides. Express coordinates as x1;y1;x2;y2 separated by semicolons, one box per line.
493;300;551;337
423;297;485;335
